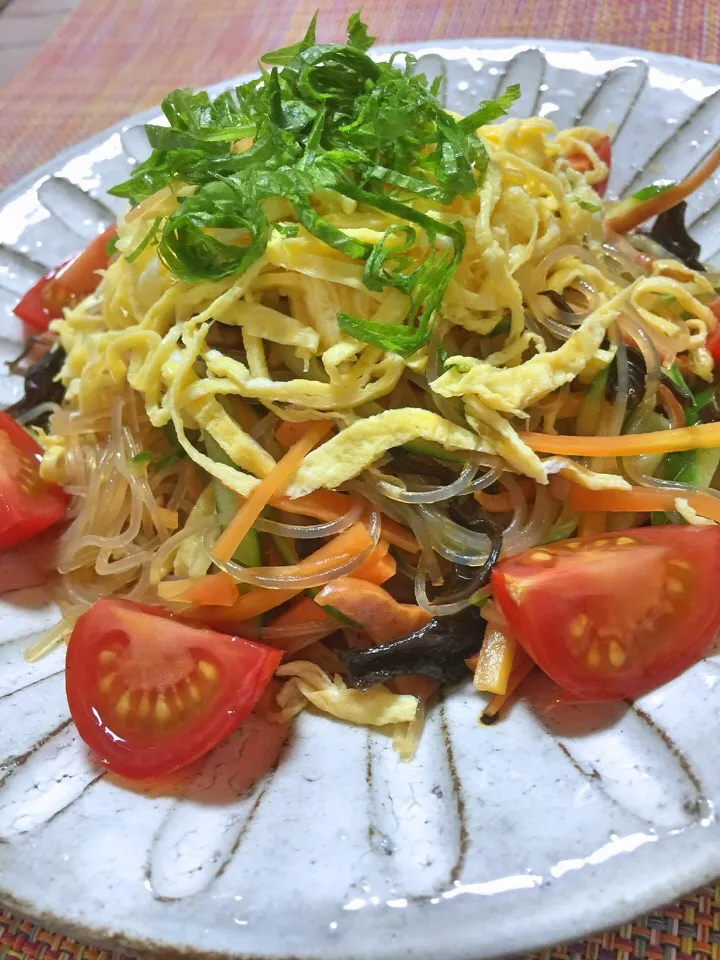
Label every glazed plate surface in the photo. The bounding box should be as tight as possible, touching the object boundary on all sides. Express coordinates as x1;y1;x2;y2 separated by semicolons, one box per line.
1;37;720;960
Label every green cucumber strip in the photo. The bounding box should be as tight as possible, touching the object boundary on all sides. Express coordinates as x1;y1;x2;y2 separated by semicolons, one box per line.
204;433;263;567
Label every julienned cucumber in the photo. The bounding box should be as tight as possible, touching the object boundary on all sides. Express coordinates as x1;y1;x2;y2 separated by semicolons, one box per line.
667;447;720;487
203;433;263;568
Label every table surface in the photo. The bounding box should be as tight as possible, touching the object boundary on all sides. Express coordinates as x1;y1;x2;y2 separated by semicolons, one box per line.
1;0;720;957
0;0;78;88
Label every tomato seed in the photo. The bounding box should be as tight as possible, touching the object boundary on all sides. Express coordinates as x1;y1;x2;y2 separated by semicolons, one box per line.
608;641;626;667
155;697;171;722
198;660;218;681
115;691;131;717
529;551;553;563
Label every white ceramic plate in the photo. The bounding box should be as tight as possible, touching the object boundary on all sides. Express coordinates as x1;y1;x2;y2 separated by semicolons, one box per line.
2;37;720;960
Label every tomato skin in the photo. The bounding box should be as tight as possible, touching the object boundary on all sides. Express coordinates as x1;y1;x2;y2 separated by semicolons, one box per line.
13;226;116;331
491;526;720;702
66;598;282;780
705;299;720;362
566;135;611;197
0;413;68;548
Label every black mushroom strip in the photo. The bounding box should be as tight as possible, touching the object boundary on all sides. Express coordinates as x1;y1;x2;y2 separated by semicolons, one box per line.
6;345;66;426
341;604;486;689
649;201;704;271
604;344;693;411
604;345;647;412
341;498;501;688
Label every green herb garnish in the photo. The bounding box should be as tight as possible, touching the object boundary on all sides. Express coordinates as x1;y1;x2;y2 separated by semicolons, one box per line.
128;451;153;470
575;198;601;213
126;216;163;263
631;181;675;202
109;12;520;356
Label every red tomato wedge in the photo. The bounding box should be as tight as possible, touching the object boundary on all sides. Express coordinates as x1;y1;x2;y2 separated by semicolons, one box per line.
66;598;282;780
0;413;68;548
565;134;611;197
13;226;116;331
491;526;720;702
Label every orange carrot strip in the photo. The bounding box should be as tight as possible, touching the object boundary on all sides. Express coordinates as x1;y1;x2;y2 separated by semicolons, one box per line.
354;551;396;585
188;588;301;626
265;597;336;653
272;490;419;553
569;484;720;522
213;421;331;563
275;419;328;449
270;596;335;633
474;490;515;512
187;521;374;625
157;571;238;606
606;145;720;234
272;489;354;522
480;647;535;723
472;628;517;695
521;422;720;457
474;477;535;513
315;576;430;643
351;539;396;584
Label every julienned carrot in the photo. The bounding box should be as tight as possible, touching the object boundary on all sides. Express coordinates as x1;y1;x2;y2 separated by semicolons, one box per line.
275;419;328;449
606;144;720;234
269;596;335;632
192;521;374;624
157;571;238;606
266;597;336;653
521;422;720;457
472;628;517;695
480;647;535;724
184;588;300;626
569;484;720;522
213;420;331;563
272;490;419;553
315;576;431;643
474;477;535;513
356;551;396;585
351;539;396;584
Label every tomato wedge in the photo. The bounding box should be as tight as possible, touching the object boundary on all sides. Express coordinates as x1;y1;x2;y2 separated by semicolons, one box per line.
66;598;282;780
565;134;611;197
0;413;68;548
13;226;116;331
491;526;720;702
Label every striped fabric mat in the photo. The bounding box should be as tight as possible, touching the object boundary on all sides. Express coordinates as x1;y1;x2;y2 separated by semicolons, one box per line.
2;0;720;188
1;885;720;960
1;0;720;957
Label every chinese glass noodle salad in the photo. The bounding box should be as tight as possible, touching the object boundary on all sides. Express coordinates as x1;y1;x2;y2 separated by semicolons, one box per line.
9;12;720;780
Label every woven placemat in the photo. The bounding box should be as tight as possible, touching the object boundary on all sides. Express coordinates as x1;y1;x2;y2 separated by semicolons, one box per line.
1;0;720;957
1;885;719;960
